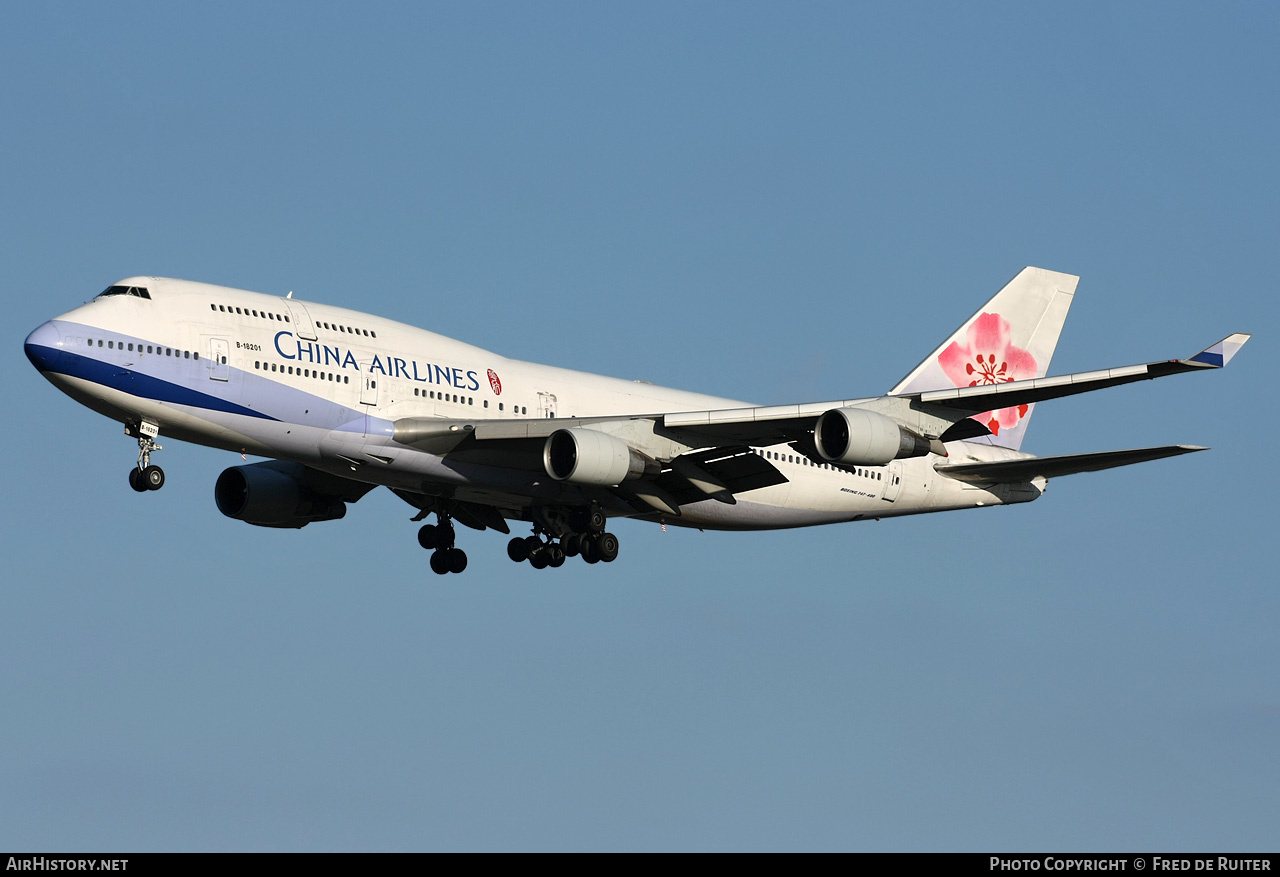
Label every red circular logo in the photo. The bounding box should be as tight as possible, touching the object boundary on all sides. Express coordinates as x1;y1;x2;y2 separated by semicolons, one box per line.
487;369;502;395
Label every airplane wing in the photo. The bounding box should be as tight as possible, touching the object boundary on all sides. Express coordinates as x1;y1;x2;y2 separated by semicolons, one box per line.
909;333;1252;415
934;445;1206;484
658;333;1251;445
393;333;1249;453
388;333;1248;515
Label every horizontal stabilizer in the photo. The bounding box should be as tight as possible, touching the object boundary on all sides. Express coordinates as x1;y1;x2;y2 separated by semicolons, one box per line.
935;445;1207;484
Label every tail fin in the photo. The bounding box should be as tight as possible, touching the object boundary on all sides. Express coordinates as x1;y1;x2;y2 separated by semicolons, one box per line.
890;266;1078;450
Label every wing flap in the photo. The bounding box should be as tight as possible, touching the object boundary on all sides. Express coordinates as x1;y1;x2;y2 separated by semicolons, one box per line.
653;446;788;506
935;445;1207;484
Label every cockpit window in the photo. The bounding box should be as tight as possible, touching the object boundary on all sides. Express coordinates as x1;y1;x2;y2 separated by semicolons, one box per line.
95;285;151;300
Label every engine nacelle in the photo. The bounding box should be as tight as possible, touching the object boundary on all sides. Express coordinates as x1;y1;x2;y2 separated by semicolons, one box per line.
215;461;348;528
543;428;652;486
813;407;932;466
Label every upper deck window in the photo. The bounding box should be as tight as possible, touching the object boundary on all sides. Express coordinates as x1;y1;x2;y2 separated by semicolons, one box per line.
96;285;151;300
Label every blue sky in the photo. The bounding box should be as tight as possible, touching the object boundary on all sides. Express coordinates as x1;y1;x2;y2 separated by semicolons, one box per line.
2;2;1276;851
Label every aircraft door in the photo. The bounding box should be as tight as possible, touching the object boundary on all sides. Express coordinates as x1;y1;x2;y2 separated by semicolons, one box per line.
537;390;558;418
883;462;903;502
360;371;379;406
209;338;230;381
284;300;318;340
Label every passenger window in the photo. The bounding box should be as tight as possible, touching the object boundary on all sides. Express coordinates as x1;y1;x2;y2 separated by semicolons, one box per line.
98;340;103;347
147;346;153;353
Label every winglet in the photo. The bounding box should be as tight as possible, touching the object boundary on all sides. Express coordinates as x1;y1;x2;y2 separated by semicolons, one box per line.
1184;333;1251;368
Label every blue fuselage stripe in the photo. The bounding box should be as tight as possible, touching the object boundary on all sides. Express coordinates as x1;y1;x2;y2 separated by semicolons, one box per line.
33;346;278;421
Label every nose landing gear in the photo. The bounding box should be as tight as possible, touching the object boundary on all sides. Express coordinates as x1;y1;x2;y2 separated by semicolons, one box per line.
125;422;164;493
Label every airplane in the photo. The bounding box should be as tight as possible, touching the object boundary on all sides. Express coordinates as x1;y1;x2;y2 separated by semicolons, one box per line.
24;267;1249;575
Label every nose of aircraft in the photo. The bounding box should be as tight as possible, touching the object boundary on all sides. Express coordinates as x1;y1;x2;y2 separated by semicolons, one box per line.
25;321;64;373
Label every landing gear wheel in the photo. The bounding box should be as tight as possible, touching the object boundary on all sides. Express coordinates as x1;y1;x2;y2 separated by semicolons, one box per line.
587;508;607;533
547;545;566;568
142;465;165;491
429;550;450;575
530;551;550;570
448;548;468;574
560;536;580;558
596;532;619;563
507;538;529;562
128;468;147;493
581;538;600;564
418;524;438;550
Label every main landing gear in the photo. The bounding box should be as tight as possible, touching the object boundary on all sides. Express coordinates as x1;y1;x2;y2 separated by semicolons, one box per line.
506;510;620;570
126;422;165;493
418;514;468;575
410;502;617;576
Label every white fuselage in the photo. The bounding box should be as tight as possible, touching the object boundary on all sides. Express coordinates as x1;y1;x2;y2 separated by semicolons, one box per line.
27;276;1038;531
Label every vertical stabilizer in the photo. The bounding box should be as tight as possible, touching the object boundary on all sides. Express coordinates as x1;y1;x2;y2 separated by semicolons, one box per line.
890;267;1078;450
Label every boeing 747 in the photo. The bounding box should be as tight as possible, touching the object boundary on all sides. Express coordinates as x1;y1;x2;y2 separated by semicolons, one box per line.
24;267;1249;574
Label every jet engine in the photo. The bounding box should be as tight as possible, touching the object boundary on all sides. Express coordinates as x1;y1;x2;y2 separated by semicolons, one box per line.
543;428;655;486
215;461;349;528
813;407;934;466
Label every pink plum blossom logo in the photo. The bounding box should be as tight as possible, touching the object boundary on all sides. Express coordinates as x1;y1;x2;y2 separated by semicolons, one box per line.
937;312;1037;436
